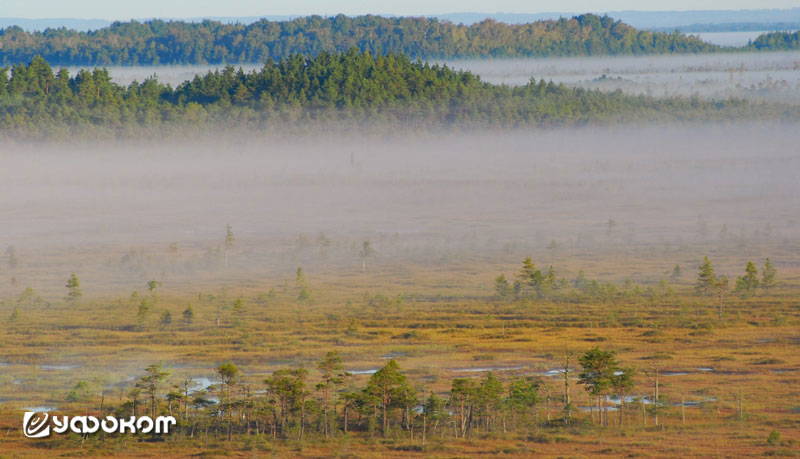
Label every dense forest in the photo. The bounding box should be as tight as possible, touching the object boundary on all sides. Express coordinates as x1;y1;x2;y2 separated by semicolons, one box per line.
2;50;791;138
0;14;725;66
0;50;787;137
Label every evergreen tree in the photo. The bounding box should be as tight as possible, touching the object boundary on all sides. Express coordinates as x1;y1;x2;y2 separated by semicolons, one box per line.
316;351;345;438
224;224;235;267
232;297;245;326
137;363;169;418
359;240;375;272
736;261;759;296
493;274;510;298
505;376;540;424
761;258;776;292
574;269;587;289
477;372;504;432
5;245;18;270
65;272;82;305
147;280;162;294
609;366;636;426
695;257;716;296
182;305;195;325
366;359;413;436
716;275;729;319
216;363;241;441
160;310;172;325
517;257;545;298
450;377;476;438
422;391;448;439
578;347;620;426
136;299;151;329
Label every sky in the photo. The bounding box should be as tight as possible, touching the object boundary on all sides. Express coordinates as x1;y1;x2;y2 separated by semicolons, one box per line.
2;0;799;19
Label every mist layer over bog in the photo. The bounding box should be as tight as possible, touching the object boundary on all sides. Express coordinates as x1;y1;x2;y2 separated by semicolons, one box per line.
1;123;798;294
445;52;800;102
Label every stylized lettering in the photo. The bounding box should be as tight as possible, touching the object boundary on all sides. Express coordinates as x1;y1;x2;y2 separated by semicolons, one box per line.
136;416;154;433
118;416;136;433
154;416;177;434
52;416;70;434
24;414;172;437
82;416;101;434
101;416;118;433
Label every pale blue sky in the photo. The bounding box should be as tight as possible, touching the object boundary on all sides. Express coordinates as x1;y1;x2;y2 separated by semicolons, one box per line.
2;0;798;19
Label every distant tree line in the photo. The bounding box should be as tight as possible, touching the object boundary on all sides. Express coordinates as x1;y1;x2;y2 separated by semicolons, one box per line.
745;31;800;51
654;23;800;33
0;14;724;66
496;257;681;306
494;256;779;320
0;51;786;139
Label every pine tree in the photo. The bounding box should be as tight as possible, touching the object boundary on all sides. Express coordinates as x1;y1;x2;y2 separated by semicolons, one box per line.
695;257;716;296
65;272;82;305
366;359;413;436
360;240;375;272
224;224;235;267
761;258;776;292
182;306;194;325
715;275;729;319
232;297;245;326
494;274;510;298
216;363;241;441
316;351;345;439
578;347;620;426
137;363;169;419
574;269;587;289
517;257;544;298
736;261;759;296
160;310;172;325
147;280;162;294
5;245;18;270
136;299;151;329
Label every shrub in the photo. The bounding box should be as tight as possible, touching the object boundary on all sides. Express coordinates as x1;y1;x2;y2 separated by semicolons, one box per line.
767;430;782;446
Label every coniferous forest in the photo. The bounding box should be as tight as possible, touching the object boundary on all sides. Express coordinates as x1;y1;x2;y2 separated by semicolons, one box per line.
0;14;736;66
2;51;795;139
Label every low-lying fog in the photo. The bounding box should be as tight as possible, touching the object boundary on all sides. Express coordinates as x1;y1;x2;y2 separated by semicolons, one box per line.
444;52;800;103
1;123;798;295
694;31;771;47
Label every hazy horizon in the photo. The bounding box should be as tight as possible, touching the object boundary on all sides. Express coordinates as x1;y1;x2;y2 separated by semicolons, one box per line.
2;7;800;32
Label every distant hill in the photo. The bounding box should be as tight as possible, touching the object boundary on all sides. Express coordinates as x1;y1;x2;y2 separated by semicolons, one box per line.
598;8;800;30
434;9;800;29
0;18;111;32
653;22;800;33
3;8;800;32
0;14;721;66
746;31;800;51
